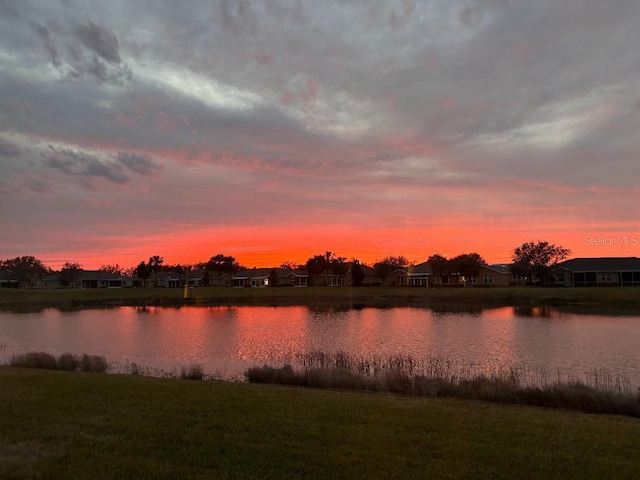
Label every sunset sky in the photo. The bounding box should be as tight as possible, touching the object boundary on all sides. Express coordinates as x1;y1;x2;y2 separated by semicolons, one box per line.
1;0;639;270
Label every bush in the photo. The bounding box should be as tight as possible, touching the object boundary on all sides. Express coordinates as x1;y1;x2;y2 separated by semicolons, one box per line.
57;352;80;371
245;364;300;385
81;354;108;373
180;364;204;380
10;351;58;370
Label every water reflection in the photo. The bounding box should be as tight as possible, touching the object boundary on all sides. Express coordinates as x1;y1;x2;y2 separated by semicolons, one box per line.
0;306;638;386
513;306;561;318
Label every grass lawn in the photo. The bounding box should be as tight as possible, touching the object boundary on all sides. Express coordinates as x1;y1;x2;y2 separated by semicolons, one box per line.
2;286;640;312
1;368;639;479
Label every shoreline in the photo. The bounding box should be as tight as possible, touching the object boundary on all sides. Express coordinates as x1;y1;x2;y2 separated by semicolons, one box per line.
2;286;640;313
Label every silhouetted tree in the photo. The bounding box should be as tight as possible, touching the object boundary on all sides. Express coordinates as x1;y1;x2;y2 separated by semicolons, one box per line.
373;256;408;284
330;256;349;286
100;264;122;275
279;261;299;270
148;255;164;272
59;262;82;287
134;261;151;286
512;241;570;287
350;260;366;287
0;256;49;287
427;254;449;287
268;268;279;287
305;254;328;286
450;253;486;286
204;254;241;274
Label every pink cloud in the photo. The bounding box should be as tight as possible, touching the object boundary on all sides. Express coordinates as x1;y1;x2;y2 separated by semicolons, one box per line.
116;114;137;129
281;91;295;104
155;111;177;134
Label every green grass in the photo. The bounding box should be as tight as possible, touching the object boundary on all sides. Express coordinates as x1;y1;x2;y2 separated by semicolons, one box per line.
1;368;639;479
2;286;640;312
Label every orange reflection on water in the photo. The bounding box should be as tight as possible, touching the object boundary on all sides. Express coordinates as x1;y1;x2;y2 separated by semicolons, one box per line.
481;306;515;320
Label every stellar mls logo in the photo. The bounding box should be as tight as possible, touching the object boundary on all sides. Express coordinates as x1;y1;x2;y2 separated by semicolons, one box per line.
584;234;638;247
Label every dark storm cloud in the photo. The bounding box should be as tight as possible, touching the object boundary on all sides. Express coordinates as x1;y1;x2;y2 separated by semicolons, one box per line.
117;152;162;176
65;21;132;84
74;21;121;64
30;21;61;66
45;147;129;184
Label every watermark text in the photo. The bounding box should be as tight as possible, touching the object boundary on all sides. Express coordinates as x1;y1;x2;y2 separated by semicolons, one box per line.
584;234;638;247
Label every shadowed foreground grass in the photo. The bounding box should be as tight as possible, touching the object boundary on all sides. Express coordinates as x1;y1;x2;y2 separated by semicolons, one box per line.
1;368;639;479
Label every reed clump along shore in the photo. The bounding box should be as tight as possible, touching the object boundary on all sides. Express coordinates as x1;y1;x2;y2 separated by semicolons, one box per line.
6;349;639;417
246;351;640;418
9;351;108;373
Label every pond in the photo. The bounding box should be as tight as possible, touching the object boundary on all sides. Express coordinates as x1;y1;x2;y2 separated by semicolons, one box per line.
1;305;639;385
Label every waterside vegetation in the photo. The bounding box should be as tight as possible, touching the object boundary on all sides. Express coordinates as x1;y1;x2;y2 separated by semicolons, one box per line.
247;351;640;418
7;349;640;418
1;367;639;479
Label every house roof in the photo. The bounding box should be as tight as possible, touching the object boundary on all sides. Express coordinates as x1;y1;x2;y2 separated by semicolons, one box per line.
234;268;283;279
0;269;17;281
208;270;231;279
407;261;432;275
149;271;181;281
482;264;512;275
187;269;206;279
558;257;640;272
76;270;122;281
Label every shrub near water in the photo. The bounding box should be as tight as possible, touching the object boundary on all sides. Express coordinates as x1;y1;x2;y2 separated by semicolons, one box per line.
180;363;205;380
9;351;108;373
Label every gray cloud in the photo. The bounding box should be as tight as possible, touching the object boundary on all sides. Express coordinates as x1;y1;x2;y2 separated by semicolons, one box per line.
65;21;132;84
118;152;162;176
74;21;121;63
30;21;61;66
1;1;639;264
0;138;20;157
45;147;129;184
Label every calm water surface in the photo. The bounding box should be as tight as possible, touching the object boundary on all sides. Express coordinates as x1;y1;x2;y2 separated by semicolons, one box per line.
1;306;639;384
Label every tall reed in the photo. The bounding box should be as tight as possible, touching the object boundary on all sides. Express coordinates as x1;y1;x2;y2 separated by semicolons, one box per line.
246;351;640;417
9;351;109;373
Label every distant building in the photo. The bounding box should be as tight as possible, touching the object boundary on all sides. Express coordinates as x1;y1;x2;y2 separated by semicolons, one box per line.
552;257;640;287
0;269;19;288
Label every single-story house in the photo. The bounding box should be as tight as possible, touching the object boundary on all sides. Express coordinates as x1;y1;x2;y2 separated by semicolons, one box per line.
552;257;640;287
207;271;232;287
233;268;310;287
76;270;124;288
469;265;513;287
186;269;206;287
232;268;272;288
385;262;432;287
0;269;19;288
356;264;381;286
283;269;309;287
120;275;144;288
146;271;181;288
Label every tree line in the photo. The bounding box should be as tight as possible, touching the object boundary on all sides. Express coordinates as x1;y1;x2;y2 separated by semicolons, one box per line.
0;241;570;288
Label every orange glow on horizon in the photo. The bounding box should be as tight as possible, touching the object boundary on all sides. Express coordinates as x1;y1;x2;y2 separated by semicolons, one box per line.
37;224;640;271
